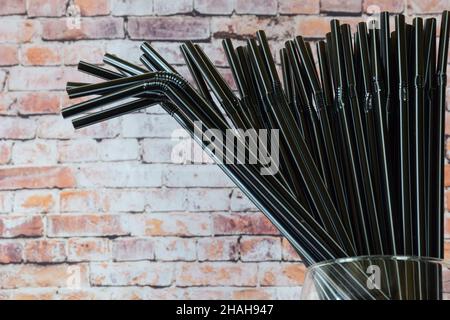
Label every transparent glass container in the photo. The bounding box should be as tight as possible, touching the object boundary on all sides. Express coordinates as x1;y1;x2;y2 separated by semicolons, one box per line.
301;256;449;300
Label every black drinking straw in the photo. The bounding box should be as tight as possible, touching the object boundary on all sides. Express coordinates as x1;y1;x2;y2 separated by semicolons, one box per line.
330;19;370;255
103;53;147;75
340;24;384;255
78;61;123;80
424;18;437;258
433;10;450;259
411;18;426;256
395;14;412;255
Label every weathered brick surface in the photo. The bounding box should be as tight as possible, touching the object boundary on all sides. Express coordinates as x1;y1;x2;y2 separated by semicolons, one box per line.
0;0;448;300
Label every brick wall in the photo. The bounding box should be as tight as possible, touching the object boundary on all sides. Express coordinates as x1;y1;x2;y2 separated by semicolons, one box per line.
0;0;449;300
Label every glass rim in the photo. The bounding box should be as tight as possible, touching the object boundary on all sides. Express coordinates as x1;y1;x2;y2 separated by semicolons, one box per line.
307;255;449;273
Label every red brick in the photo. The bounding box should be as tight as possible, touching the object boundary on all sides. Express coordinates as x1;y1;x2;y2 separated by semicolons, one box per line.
60;189;101;212
0;19;39;43
42;18;124;41
296;16;360;38
139;213;211;236
0;0;26;15
128;17;210;40
235;0;277;15
0;166;75;190
445;241;449;260
259;262;306;286
9;67;65;91
28;0;67;17
197;237;239;261
21;44;62;65
16;92;61;115
91;261;173;286
177;262;258;286
445;215;449;238
8;288;57;300
363;0;405;13
24;239;66;263
231;288;275;300
0;242;23;263
282;238;302;261
0;216;43;238
47;214;130;237
445;165;450;187
0;141;12;165
408;0;450;14
0;116;36;139
240;236;282;261
74;0;110;16
154;0;193;15
112;238;155;261
279;0;319;14
211;16;295;40
0;263;89;289
12;140;57;165
154;237;196;261
0;45;18;66
213;212;279;235
13;190;57;213
321;0;362;13
194;0;234;15
67;238;110;262
63;42;105;65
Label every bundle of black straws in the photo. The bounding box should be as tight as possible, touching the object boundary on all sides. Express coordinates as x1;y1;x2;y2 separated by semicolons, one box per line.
62;12;450;299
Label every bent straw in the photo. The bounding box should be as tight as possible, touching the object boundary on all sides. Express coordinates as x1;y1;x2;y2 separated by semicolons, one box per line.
340;24;384;255
103;53;147;75
395;14;412;255
424;18;437;258
331;19;370;255
433;10;450;259
78;61;123;80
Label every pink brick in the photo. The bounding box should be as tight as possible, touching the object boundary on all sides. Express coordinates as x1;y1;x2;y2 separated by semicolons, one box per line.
194;0;234;15
231;288;276;300
235;0;277;15
408;0;450;13
60;189;102;212
47;214;130;237
154;237;196;261
74;0;110;16
128;17;210;40
279;0;320;14
259;262;306;286
99;139;139;161
11;140;57;165
0;242;23;264
110;0;153;16
67;238;110;262
137;213;211;236
21;44;62;65
0;0;26;15
213;212;279;235
363;0;405;13
16;92;61;115
13;190;57;213
321;0;362;13
42;18;124;41
0;19;39;43
0;216;43;238
0;264;89;289
177;262;257;286
240;236;281;261
58;139;99;163
112;238;155;261
0;141;12;165
282;238;302;261
63;41;105;65
154;0;193;15
0;117;36;139
24;239;66;263
197;237;239;261
27;0;67;17
211;16;295;40
91;262;173;286
0;45;18;66
9;67;65;91
0;166;74;190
